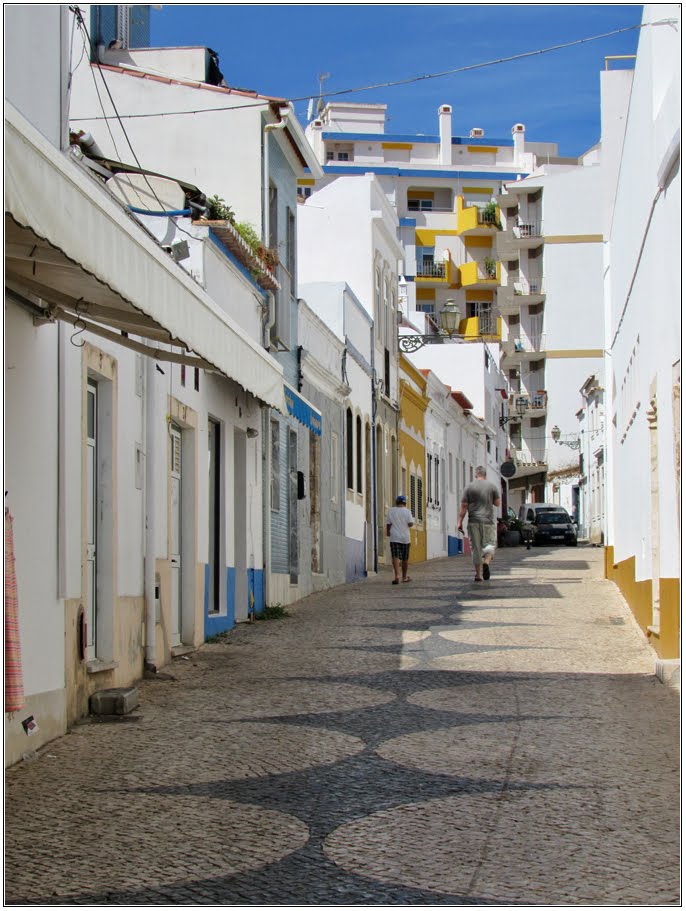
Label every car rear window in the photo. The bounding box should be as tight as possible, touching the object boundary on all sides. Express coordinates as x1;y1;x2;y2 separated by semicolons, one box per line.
537;513;570;524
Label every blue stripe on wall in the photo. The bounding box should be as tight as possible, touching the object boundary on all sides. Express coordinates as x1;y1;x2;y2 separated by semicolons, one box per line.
203;565;237;639
321;166;527;180
248;569;265;616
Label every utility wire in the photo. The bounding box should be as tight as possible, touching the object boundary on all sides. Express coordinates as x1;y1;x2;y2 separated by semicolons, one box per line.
72;7;203;240
69;19;674;124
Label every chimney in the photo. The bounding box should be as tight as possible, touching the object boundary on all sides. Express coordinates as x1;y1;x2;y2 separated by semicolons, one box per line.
512;123;526;165
439;104;452;165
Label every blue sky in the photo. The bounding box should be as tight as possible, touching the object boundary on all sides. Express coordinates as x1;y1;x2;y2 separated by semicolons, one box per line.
150;4;643;157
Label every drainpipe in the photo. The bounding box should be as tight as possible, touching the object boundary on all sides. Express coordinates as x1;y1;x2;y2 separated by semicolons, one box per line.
261;402;272;609
144;356;158;671
263;106;291;251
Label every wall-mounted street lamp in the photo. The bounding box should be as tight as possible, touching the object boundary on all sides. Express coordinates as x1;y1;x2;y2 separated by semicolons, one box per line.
499;396;527;428
551;425;580;450
398;300;462;353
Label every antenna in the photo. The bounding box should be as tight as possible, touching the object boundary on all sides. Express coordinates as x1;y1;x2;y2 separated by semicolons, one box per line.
317;72;331;115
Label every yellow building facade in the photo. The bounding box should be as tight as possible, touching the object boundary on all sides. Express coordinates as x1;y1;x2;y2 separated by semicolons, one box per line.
398;356;428;564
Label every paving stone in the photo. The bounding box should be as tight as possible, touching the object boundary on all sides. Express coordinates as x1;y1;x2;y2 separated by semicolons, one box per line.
4;547;680;906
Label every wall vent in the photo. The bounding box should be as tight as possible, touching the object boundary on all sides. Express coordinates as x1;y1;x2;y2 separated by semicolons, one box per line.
470;128;484;138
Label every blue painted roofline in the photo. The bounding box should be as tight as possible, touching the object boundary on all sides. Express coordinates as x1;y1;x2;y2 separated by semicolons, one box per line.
208;229;265;295
320;165;527;180
321;131;514;146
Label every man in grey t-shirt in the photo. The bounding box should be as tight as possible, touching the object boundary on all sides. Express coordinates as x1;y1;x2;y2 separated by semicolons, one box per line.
458;466;501;582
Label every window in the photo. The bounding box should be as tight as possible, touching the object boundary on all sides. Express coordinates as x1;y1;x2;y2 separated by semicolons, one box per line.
346;408;354;490
417;477;424;522
408;198;433;211
297;186;312;200
375;268;382;340
384;348;390;398
427;455;433;504
337;151;349;161
180;364;186;387
286;208;295;279
435;457;440;506
268;183;278;249
207;418;221;613
449;453;454;493
410;474;416;518
194;367;200;391
270;418;280;510
356;415;362;494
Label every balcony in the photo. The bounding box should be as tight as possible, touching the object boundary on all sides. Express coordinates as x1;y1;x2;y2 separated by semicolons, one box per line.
457;197;501;236
458;315;502;342
511;220;544;249
502;333;546;366
509;448;548;480
457;260;501;289
510;391;547;417
415;256;454;286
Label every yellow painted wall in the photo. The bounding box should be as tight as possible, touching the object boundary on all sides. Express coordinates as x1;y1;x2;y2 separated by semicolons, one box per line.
416;288;435;301
399;359;428;564
464;236;493;248
604;547;680;660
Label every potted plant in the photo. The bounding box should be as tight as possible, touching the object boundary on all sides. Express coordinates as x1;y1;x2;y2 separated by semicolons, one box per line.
205;195;235;223
482;200;501;228
483;256;497;278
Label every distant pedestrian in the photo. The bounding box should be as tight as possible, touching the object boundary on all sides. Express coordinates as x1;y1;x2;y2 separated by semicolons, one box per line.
458;466;501;582
386;494;414;585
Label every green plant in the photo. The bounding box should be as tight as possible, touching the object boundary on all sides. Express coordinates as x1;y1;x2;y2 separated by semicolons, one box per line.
483;256;497;277
257;603;290;621
482;200;501;228
206;195;235;223
206;630;230;644
235;221;261;253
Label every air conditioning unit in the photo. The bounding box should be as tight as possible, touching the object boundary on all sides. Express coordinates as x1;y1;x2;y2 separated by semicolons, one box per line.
470;128;484;138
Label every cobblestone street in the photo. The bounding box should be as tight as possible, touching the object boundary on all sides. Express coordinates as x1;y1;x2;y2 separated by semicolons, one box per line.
4;545;680;906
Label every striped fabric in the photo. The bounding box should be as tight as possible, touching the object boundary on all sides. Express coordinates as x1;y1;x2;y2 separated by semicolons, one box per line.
5;508;25;713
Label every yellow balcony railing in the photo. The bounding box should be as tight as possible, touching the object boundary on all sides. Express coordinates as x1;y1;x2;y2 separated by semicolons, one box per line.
458;315;502;341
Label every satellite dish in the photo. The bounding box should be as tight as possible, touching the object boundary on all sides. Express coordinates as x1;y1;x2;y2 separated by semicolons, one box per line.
500;460;516;479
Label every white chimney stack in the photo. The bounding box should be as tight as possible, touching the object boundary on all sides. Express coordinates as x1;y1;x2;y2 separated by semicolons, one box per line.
439;104;452;165
512;123;526;165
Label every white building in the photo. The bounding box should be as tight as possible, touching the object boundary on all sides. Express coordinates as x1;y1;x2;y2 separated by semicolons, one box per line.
68;11;325;610
297;298;351;593
298;282;376;581
297;172;404;567
602;4;681;674
4;6;286;764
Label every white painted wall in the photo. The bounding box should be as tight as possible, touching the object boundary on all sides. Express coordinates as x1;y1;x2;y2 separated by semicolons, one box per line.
4;304;64;696
605;4;681;581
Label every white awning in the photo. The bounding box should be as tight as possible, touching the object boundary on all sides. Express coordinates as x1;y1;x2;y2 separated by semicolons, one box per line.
4;102;286;412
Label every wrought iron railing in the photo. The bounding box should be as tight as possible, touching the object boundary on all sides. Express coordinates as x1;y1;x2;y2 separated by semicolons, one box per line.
416;261;446;278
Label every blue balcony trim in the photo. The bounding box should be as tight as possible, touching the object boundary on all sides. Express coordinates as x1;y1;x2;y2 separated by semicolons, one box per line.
399;217;417;227
320;166;526;181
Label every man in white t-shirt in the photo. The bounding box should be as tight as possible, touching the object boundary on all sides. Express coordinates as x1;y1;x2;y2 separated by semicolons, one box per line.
386;494;414;585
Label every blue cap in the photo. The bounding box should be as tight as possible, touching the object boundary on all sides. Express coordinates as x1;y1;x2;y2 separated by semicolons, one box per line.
396;494;407;503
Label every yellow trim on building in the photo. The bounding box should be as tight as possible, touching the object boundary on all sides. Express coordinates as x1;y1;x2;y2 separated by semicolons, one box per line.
415;228;457;245
467;146;498;154
416;287;435;301
383;142;413;150
462;186;494;195
297;178;316;186
605;547;680;660
544;235;604;244
464;236;493;249
399;357;428;564
458;315;502;341
409;190;435;200
465;290;494;302
546;350;604;359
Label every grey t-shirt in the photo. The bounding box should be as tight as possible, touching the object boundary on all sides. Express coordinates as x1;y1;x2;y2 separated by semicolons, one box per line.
461;479;500;525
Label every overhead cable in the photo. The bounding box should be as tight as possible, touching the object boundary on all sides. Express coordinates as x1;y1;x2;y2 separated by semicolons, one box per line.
69;19;676;124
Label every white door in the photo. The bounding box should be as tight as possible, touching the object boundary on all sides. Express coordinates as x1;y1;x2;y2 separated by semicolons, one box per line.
170;423;182;646
86;381;97;660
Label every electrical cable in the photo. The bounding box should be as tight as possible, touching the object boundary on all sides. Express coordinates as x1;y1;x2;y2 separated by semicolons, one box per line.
73;7;203;241
68;19;675;124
